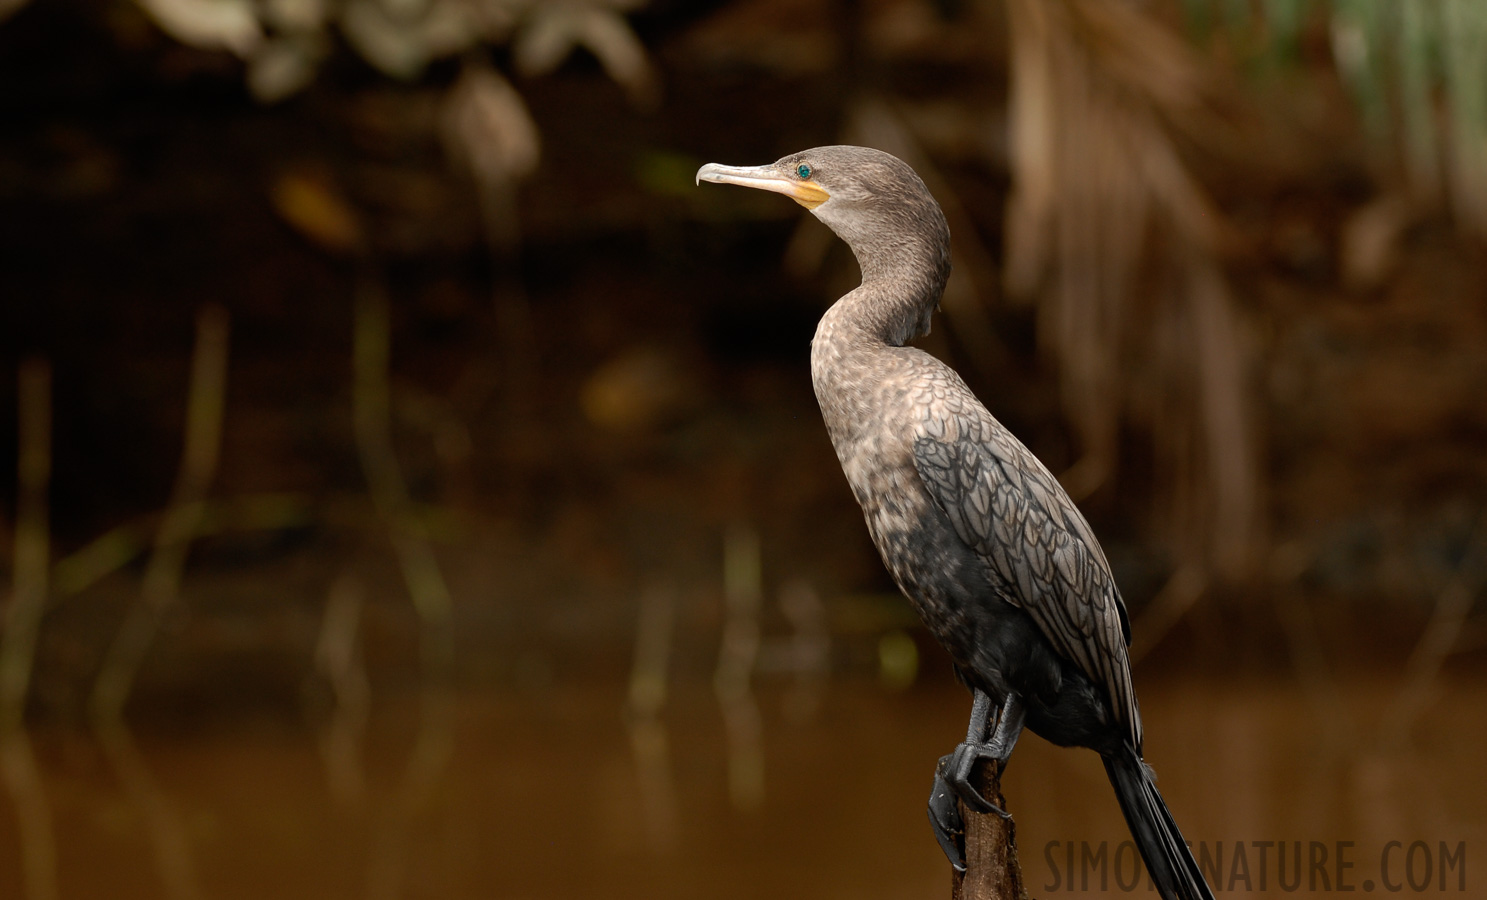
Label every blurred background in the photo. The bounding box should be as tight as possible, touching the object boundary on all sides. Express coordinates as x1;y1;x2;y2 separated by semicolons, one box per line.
0;0;1484;897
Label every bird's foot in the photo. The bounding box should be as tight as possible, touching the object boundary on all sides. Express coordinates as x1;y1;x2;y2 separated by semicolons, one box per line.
927;689;1025;870
939;742;1012;819
927;746;1012;872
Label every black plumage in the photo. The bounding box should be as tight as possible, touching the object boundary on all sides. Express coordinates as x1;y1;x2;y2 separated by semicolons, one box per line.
698;146;1214;900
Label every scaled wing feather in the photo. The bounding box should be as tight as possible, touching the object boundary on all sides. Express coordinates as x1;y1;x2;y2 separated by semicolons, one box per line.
912;407;1141;752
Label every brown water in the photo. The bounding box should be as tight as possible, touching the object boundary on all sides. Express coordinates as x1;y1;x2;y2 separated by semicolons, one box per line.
0;671;1481;900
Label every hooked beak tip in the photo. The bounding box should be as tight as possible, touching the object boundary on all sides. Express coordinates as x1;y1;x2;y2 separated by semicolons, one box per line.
696;162;727;186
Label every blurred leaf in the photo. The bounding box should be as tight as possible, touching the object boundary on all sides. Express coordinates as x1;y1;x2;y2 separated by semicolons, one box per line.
342;0;429;79
0;0;31;25
264;0;327;31
1261;0;1307;65
417;0;487;60
1442;0;1487;235
1192;0;1487;239
580;346;701;432
513;3;658;108
341;0;481;80
1181;0;1212;38
466;0;527;39
1339;192;1412;290
54;527;143;599
135;0;262;56
248;35;327;103
1329;0;1391;138
876;631;919;691
634;150;702;198
1005;0;1260;576
270;170;364;253
1397;0;1440;195
381;0;428;20
440;61;541;186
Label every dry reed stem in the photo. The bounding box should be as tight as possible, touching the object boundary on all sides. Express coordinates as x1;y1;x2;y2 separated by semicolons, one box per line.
2;359;52;731
353;279;457;636
629;581;677;720
391;382;477;507
1397;1;1441;200
1187;256;1259;576
86;307;227;900
52;492;314;599
352;276;457;900
1269;513;1486;759
1269;583;1362;755
479;176;538;409
1381;512;1487;750
314;571;371;806
91;304;230;722
1128;562;1207;665
626;580;680;851
0;732;57;900
1440;0;1487;236
49;491;471;603
777;578;829;721
446;67;539;438
714;522;763;811
0;358;59;900
1324;1;1487;236
95;722;202;900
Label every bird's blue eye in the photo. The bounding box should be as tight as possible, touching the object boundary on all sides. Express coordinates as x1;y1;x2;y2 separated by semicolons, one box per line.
796;164;812;179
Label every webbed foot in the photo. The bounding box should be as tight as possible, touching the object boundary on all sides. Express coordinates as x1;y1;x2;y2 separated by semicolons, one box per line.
939;741;1012;818
925;689;1026;870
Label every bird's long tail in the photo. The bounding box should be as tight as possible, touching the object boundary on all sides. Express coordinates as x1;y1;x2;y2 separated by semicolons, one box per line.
1102;750;1214;900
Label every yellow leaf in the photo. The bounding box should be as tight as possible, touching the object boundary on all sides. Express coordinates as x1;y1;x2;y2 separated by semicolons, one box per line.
270;170;364;253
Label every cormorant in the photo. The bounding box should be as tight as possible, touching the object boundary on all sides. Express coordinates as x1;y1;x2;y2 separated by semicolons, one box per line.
698;146;1214;900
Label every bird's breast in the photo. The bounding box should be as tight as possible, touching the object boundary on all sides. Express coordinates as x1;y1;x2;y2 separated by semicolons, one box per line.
822;393;988;662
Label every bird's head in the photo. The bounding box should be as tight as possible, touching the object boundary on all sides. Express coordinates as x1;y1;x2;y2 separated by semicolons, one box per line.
696;146;949;276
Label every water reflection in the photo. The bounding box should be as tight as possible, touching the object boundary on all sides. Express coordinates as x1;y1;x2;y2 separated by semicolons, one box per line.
0;668;1481;899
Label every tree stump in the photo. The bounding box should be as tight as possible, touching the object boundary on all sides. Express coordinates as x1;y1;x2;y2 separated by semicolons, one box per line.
951;758;1027;900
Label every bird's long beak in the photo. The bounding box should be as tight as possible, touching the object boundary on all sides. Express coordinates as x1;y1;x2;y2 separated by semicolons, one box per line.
696;162;830;210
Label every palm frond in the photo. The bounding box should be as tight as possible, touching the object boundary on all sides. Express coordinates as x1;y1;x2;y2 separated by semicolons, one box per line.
1004;0;1260;579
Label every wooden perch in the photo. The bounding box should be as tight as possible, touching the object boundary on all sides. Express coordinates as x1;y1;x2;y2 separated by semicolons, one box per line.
952;758;1027;900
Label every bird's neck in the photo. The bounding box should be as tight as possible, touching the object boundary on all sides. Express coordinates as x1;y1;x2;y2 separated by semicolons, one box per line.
828;236;949;348
809;240;949;453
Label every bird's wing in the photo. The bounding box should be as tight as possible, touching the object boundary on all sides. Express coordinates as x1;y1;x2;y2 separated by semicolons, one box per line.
911;394;1140;750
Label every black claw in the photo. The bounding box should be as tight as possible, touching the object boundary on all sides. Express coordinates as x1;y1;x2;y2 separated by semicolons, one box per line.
928;765;966;872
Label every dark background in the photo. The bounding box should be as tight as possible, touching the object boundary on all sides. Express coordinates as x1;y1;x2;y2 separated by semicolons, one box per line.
0;0;1482;897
